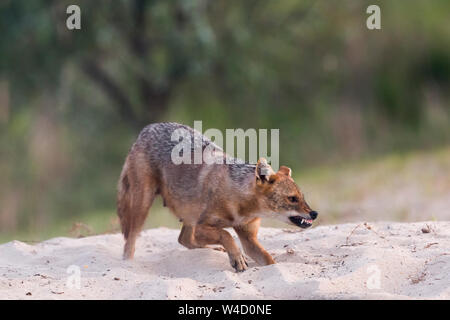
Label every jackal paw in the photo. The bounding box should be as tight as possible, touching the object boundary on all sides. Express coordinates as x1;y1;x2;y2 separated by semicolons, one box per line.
229;253;248;272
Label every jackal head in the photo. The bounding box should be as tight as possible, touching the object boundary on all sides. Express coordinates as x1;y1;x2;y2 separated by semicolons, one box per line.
255;158;318;229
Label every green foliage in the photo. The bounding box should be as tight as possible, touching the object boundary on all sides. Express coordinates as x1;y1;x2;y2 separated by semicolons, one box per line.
0;0;449;237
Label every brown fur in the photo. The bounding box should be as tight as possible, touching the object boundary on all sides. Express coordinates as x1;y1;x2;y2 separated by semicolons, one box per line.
117;123;318;272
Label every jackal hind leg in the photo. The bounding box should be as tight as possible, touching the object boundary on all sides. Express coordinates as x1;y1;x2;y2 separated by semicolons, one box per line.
123;192;156;260
122;169;157;260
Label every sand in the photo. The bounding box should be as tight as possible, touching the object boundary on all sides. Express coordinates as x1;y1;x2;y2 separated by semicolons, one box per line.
0;221;449;300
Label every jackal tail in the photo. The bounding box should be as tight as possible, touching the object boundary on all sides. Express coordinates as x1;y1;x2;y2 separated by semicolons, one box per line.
117;159;133;240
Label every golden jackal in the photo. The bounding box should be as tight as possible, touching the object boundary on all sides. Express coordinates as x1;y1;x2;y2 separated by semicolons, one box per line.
117;122;318;272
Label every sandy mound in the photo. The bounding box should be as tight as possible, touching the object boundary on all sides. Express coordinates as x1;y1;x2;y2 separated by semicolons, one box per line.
0;222;449;299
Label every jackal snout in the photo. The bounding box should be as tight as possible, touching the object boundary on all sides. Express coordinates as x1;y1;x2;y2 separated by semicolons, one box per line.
309;211;318;220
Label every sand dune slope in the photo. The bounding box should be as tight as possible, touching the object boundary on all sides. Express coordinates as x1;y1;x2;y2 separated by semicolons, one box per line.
0;222;449;299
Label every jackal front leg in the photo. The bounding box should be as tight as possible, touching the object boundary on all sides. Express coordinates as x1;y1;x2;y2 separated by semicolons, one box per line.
234;218;276;266
178;224;225;251
178;225;199;249
195;225;248;272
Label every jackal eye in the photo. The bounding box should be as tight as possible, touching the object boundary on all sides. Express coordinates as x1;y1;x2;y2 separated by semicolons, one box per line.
288;196;299;203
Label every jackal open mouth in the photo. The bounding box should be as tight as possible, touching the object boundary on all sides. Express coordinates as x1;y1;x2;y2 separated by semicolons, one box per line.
289;216;313;229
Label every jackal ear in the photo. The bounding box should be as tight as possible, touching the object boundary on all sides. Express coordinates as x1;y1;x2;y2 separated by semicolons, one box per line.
278;166;292;177
255;158;275;182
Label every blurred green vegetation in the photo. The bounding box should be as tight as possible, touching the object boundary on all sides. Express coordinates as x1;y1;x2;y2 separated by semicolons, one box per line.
0;0;449;242
2;146;449;244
